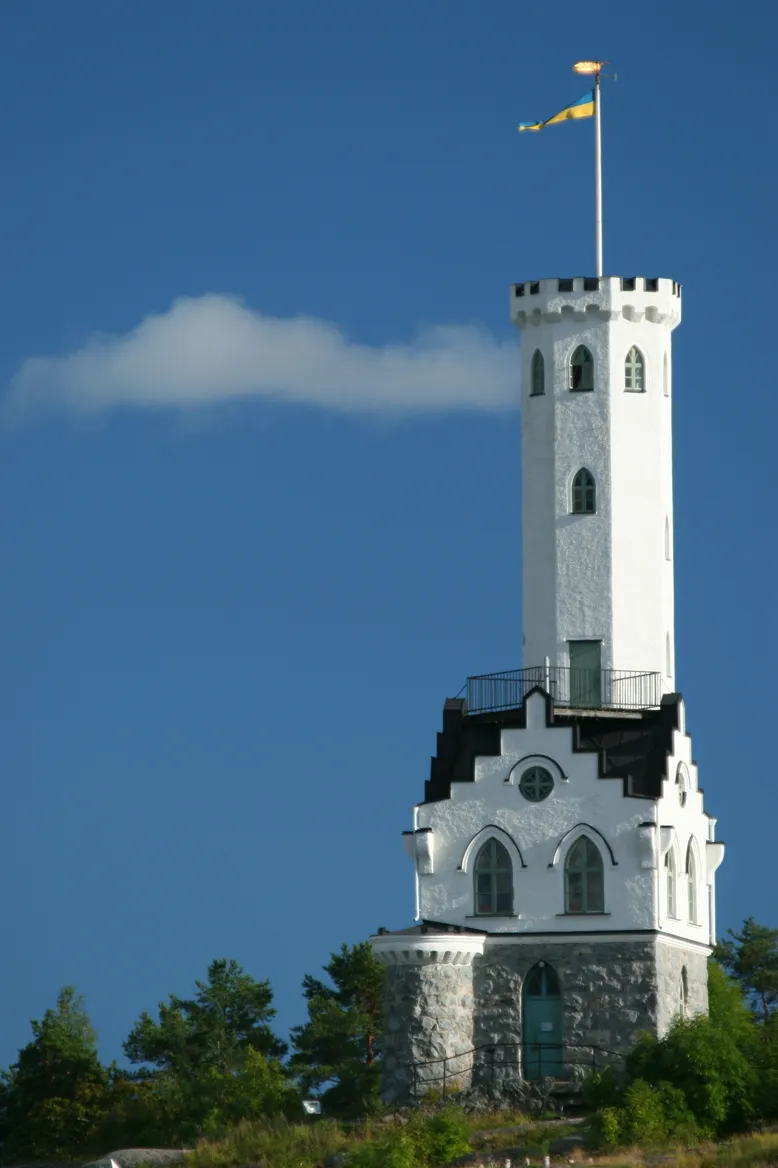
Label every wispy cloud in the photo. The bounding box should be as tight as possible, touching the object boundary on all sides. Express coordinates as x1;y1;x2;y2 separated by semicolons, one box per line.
8;294;518;418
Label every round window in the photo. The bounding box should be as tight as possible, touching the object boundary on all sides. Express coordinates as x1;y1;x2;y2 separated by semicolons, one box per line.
519;766;554;802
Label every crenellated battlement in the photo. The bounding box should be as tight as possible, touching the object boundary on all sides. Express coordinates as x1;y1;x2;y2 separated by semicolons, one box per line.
510;275;681;329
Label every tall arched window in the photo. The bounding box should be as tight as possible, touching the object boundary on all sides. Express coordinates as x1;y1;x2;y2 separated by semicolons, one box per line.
564;836;604;913
474;838;513;916
530;349;545;396
663;353;669;397
686;845;698;924
625;346;645;391
569;345;594;391
572;468;596;514
665;851;677;918
679;967;689;1016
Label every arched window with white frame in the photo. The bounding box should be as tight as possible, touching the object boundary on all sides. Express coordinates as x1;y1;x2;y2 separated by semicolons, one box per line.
686;843;698;924
569;345;594;391
530;349;545;396
625;346;645;391
474;838;513;916
572;468;596;515
564;835;604;914
665;850;677;918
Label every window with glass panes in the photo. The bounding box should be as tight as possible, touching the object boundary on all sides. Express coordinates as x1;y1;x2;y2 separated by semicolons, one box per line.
572;468;596;514
569;345;594;390
474;839;513;916
687;849;697;923
530;349;545;396
564;836;604;913
624;346;645;391
665;852;677;917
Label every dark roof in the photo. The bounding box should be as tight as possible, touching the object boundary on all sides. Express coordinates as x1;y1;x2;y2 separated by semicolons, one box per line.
424;688;682;804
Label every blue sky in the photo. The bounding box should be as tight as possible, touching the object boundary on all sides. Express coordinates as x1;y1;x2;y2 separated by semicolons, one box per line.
0;0;776;1068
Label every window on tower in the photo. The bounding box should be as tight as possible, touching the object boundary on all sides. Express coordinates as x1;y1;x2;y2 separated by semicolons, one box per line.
625;346;645;391
530;349;545;396
571;469;596;514
665;851;677;918
686;844;698;924
569;345;594;390
564;836;604;913
474;838;513;916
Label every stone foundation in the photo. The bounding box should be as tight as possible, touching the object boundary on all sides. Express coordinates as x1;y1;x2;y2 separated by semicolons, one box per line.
374;932;710;1104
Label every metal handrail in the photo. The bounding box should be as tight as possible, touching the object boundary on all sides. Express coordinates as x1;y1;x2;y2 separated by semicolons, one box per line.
466;665;661;715
405;1040;624;1098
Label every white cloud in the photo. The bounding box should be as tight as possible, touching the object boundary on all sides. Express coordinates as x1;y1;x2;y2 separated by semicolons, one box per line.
8;294;518;417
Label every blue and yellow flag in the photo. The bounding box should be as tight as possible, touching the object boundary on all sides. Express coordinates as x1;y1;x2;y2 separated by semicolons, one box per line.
518;90;594;132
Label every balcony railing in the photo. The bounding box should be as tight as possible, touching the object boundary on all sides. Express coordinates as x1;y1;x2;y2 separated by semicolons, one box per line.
466;665;661;715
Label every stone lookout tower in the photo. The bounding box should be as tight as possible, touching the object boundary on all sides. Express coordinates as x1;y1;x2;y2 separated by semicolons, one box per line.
371;274;725;1104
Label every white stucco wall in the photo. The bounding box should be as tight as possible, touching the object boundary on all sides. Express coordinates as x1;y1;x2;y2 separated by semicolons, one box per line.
513;277;681;686
410;692;719;947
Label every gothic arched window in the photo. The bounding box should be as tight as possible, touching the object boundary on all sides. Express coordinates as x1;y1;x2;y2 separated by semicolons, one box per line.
686;845;698;924
572;468;596;515
530;349;545;396
680;967;689;1016
564;836;604;914
474;838;513;916
625;346;645;391
665;851;677;918
569;345;594;391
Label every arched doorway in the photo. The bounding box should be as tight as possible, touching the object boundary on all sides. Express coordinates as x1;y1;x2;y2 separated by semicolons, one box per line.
522;962;562;1079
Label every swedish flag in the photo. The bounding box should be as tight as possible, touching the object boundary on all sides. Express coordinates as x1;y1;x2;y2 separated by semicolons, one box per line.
518;90;595;132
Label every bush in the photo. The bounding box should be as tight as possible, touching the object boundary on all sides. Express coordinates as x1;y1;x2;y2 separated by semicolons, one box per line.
348;1108;470;1168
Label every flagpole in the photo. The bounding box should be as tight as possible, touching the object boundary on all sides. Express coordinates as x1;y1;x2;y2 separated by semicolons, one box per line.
594;67;603;277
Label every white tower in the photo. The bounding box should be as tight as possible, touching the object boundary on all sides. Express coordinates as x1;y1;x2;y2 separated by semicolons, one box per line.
512;276;681;705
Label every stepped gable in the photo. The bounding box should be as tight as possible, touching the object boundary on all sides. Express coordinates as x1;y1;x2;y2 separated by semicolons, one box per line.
424;689;681;804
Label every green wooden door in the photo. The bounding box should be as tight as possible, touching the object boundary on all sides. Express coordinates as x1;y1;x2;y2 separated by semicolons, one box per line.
522;963;563;1080
569;640;602;707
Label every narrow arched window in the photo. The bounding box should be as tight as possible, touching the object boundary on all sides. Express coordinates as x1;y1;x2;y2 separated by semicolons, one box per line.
625;346;645;391
572;468;596;514
663;353;669;397
665;517;671;561
530;349;545;396
665;851;676;917
569;345;594;391
564;836;604;913
679;967;688;1016
474;838;513;916
686;847;698;924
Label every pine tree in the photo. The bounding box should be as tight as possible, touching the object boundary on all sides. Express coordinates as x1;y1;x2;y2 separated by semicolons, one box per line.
0;987;108;1162
290;941;384;1118
715;917;778;1020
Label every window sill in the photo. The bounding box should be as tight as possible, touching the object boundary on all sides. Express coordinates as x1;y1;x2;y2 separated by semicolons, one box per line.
556;912;611;917
466;914;519;920
569;387;594;393
624;388;646;393
529;391;545;398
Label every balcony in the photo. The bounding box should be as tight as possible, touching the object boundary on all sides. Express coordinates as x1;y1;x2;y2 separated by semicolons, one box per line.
465;665;662;715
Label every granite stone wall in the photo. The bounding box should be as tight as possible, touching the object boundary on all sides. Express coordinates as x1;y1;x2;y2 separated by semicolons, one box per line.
655;940;709;1036
380;938;711;1102
382;960;476;1105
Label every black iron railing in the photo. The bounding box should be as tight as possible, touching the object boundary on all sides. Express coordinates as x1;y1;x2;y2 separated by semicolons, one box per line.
406;1040;623;1098
466;666;661;715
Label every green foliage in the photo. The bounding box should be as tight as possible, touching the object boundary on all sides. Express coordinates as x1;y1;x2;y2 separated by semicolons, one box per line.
715;917;778;1020
120;958;291;1143
347;1109;470;1168
290;942;384;1118
0;986;109;1163
124;957;286;1075
185;1116;349;1168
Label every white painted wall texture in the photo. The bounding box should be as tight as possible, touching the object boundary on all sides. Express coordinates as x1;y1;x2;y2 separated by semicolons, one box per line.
409;692;721;946
513;277;681;687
